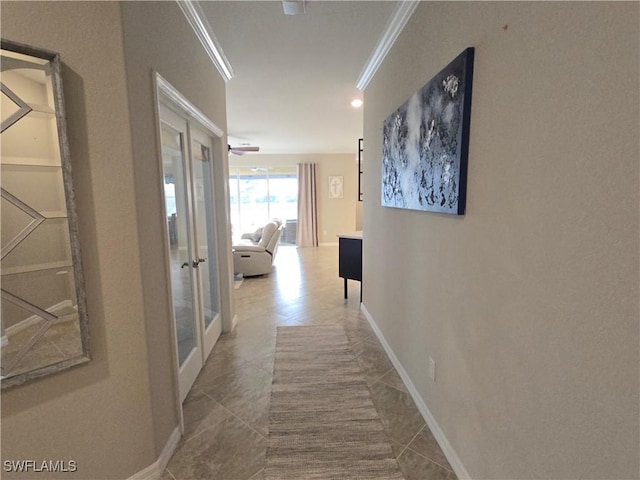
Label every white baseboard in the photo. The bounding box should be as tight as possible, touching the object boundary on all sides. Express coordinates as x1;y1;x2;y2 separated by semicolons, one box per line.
127;426;181;480
319;242;338;247
360;303;471;480
157;426;181;474
0;335;8;347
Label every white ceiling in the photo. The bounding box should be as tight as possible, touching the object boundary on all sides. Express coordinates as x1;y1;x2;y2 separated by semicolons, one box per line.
200;1;398;155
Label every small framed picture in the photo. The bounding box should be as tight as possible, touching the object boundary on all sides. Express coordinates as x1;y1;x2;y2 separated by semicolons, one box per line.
328;175;344;199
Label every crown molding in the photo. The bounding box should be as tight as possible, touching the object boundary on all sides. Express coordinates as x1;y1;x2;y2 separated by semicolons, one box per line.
155;72;225;137
356;0;419;91
178;0;234;82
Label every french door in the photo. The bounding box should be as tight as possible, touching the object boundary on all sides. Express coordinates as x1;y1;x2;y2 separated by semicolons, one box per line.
159;104;222;402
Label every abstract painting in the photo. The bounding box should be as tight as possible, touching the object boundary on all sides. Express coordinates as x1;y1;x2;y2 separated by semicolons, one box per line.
381;47;474;215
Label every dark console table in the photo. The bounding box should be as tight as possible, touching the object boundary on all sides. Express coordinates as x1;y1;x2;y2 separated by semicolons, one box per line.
338;232;362;301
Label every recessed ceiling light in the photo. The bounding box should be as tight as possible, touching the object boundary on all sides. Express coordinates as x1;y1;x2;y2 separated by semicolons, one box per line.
351;99;363;108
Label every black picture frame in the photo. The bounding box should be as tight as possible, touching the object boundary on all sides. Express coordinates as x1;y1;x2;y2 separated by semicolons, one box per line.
358;138;363;202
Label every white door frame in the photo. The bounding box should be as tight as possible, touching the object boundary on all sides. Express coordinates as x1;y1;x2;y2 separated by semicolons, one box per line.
153;72;236;428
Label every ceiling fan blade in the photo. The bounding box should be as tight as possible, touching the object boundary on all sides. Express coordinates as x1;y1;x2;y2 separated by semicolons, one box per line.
228;144;260;155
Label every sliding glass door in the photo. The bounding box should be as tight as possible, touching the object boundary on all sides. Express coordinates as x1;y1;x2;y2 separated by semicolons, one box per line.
229;166;298;243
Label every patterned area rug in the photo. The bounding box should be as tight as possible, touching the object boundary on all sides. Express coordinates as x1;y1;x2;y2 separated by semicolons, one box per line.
265;325;404;479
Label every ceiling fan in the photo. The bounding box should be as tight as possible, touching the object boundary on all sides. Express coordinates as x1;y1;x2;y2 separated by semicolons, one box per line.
228;144;260;155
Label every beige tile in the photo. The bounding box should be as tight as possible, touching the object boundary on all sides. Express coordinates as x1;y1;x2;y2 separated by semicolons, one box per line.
408;425;453;471
166;246;440;479
277;313;339;327
182;387;232;441
390;438;407;459
166;416;266;480
236;308;285;330
235;320;279;339
368;381;426;446
378;367;409;393
246;350;275;374
396;448;453;480
342;318;377;344
202;334;276;368
352;339;395;385
193;348;249;387
198;363;272;436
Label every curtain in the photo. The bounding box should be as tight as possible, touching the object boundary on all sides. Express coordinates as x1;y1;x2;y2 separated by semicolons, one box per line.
296;163;318;247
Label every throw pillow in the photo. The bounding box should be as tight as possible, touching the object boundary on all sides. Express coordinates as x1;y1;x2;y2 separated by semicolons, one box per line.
251;227;263;243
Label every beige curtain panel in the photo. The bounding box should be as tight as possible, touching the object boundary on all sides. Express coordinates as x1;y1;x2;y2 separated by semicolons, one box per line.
296;163;319;247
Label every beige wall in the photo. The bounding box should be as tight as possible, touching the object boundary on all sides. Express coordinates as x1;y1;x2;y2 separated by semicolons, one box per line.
1;2;231;478
230;153;359;243
119;0;232;455
1;2;156;479
362;2;639;479
355;202;363;231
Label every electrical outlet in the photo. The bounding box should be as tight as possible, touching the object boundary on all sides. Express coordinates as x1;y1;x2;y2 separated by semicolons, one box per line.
429;357;436;381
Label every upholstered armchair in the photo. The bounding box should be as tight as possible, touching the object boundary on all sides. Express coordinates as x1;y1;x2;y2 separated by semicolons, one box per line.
233;221;283;277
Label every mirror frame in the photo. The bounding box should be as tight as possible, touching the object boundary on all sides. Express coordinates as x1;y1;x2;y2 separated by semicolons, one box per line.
1;39;90;389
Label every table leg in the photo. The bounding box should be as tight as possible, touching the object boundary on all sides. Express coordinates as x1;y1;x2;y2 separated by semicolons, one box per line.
344;278;348;299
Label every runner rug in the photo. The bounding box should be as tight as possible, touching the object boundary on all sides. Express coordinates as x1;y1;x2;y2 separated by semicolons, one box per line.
265;325;404;479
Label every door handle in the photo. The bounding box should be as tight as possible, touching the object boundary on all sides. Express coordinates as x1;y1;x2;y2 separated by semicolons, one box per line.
191;257;207;268
181;262;189;269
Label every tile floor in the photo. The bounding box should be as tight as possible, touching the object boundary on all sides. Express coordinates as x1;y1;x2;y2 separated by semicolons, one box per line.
162;245;457;480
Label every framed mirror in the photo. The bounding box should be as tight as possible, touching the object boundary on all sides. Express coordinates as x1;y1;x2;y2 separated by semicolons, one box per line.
1;39;90;389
